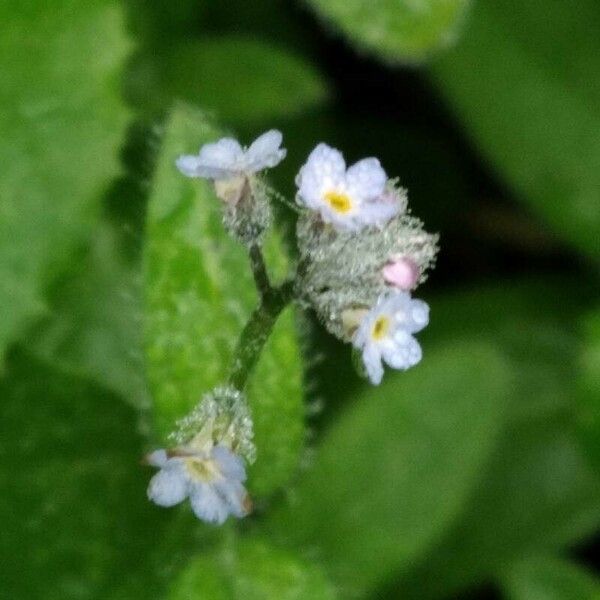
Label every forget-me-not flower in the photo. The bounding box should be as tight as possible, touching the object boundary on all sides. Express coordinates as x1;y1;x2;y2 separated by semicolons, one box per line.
295;143;400;231
147;442;251;525
353;291;429;385
176;129;286;181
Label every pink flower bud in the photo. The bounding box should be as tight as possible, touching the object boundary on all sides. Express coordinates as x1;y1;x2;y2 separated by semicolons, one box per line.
382;257;420;290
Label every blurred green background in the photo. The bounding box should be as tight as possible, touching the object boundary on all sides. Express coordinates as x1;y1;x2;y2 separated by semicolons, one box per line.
1;1;599;599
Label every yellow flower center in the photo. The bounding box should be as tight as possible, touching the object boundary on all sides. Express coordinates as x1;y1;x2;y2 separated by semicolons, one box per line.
324;190;353;213
371;316;390;341
185;456;220;482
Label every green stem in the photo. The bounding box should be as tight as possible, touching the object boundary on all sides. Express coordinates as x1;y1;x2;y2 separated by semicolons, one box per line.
227;280;294;391
248;244;271;301
227;245;295;391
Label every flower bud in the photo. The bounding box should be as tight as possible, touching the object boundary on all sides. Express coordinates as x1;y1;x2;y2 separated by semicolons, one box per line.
382;257;420;290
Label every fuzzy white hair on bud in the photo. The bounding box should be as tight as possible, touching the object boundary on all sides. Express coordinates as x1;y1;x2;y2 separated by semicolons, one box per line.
295;192;438;341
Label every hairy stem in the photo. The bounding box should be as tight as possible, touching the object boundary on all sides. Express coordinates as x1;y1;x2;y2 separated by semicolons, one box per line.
228;245;295;390
227;278;294;391
248;244;271;301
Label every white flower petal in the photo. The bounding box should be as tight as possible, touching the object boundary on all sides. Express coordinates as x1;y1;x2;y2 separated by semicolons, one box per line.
393;329;412;345
147;465;188;507
146;449;168;467
408;299;430;332
296;143;346;208
198;137;244;168
214;479;250;518
386;293;413;324
384;290;410;310
356;196;401;228
393;297;429;334
176;155;203;178
212;445;247;482
195;166;238;180
245;129;286;171
306;143;347;179
382;334;422;370
362;344;384;385
189;482;229;525
179;137;245;179
247;129;282;157
345;158;387;201
352;313;372;349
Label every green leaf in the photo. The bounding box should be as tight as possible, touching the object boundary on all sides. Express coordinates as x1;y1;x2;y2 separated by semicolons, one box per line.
390;282;600;599
124;0;202;39
27;223;148;409
127;37;329;123
431;0;600;257
577;307;600;475
167;538;337;600
0;1;131;360
106;511;226;600
0;350;165;599
190;1;311;56
303;0;471;64
168;555;230;600
503;556;600;600
144;103;304;496
397;417;600;599
271;341;511;595
424;279;590;422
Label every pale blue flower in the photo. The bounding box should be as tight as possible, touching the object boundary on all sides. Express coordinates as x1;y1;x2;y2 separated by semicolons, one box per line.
353;291;429;384
295;143;400;231
176;129;286;181
147;444;250;524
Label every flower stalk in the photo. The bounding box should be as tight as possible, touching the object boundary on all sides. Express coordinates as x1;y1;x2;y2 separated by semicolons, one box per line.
228;246;295;391
248;244;271;302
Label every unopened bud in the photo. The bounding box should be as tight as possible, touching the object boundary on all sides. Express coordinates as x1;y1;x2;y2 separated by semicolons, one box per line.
383;257;420;290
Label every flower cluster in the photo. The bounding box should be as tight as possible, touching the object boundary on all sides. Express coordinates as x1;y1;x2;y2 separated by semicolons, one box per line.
294;143;438;384
176;132;437;383
156;130;438;524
